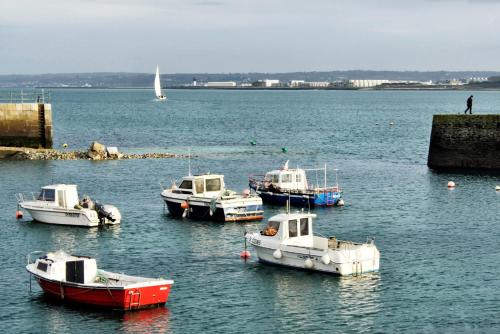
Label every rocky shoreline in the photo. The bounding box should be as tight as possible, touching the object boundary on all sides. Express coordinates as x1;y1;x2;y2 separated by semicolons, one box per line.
0;144;182;161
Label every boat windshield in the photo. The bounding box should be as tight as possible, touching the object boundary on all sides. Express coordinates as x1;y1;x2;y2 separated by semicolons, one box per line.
38;189;55;201
262;220;280;236
179;180;192;190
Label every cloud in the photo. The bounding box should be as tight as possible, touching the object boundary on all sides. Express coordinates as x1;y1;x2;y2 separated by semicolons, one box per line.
193;0;225;6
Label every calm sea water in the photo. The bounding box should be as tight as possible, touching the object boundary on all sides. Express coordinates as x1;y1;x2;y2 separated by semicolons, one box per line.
1;89;499;333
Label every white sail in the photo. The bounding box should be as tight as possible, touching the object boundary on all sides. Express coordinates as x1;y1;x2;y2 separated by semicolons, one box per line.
154;65;165;99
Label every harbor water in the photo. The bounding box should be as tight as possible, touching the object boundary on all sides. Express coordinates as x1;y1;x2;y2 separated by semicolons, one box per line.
1;89;499;333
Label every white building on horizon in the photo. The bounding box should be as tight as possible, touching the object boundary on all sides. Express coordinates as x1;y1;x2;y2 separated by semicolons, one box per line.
205;81;237;88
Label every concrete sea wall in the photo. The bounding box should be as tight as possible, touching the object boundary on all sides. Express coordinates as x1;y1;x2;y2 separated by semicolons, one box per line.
427;114;500;170
0;103;53;148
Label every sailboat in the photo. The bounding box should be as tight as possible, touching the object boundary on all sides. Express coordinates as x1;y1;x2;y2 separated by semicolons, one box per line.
154;65;167;100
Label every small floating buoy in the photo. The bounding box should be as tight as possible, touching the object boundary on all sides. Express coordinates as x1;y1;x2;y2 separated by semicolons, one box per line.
180;201;189;209
250;140;256;146
496;186;500;192
389;122;394;126
240;250;251;259
338;199;345;206
62;143;68;148
447;181;456;188
16;211;23;219
281;147;288;153
304;258;314;269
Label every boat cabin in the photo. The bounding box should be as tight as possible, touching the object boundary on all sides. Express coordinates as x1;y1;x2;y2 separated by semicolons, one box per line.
173;174;225;197
264;164;308;192
261;212;318;247
37;184;80;209
33;252;97;284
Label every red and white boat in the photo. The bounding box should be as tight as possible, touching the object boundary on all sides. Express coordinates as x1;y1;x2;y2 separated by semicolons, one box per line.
26;251;174;310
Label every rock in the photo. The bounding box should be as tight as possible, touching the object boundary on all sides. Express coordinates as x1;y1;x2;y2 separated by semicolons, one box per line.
90;141;106;154
87;150;102;160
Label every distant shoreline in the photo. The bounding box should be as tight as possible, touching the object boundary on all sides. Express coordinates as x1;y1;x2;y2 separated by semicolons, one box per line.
8;86;499;91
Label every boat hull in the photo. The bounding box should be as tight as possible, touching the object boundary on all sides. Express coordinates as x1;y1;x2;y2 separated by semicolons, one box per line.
22;207;99;227
162;195;263;222
251;244;379;276
34;276;172;310
250;185;342;207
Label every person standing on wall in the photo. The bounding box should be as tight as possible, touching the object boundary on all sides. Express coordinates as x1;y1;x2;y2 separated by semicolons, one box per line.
464;95;473;114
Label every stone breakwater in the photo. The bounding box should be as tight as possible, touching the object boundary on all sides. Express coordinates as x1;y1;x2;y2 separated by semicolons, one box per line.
427;114;500;170
0;147;181;160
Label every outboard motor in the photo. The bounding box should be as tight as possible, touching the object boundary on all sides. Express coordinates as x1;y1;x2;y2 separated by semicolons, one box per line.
94;202;121;225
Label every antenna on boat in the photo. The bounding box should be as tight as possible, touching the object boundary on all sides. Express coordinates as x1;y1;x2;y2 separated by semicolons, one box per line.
334;168;339;190
324;163;327;190
188;147;192;176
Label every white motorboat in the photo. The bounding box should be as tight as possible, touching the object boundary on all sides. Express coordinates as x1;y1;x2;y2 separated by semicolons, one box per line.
161;174;264;222
154;65;167;100
246;212;380;276
17;184;121;227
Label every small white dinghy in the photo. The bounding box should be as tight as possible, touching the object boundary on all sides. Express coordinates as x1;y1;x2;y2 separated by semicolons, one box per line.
17;184;121;227
245;212;380;276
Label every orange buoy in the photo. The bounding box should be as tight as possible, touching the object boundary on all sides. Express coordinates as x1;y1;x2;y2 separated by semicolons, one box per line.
16;211;23;219
447;181;456;188
240;250;251;259
180;201;189;209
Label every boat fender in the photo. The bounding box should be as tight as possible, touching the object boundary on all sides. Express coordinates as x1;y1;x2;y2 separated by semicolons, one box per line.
338;199;345;207
321;254;331;265
180;201;189;209
304;258;314;269
273;249;282;259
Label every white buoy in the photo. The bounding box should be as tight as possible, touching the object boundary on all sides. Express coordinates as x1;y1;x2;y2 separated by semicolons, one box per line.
273;249;282;259
496;186;500;192
338;199;345;207
389;122;394;126
304;258;313;269
447;181;456;188
321;254;331;265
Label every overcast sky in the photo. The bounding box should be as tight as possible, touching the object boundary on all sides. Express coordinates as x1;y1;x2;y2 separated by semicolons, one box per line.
1;0;500;74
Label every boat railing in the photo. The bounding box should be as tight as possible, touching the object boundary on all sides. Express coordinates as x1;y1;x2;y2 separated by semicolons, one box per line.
0;89;51;104
15;192;37;203
248;174;267;184
311;186;341;193
26;251;46;265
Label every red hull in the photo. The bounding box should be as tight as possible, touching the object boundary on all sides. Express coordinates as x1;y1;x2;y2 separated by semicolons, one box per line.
36;277;172;310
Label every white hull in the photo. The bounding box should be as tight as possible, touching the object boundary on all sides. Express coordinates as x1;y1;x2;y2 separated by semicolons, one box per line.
21;205;120;227
248;236;379;276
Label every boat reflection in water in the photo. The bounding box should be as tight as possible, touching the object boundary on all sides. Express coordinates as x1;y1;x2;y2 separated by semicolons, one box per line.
33;295;170;334
336;275;381;330
248;266;381;331
121;307;170;333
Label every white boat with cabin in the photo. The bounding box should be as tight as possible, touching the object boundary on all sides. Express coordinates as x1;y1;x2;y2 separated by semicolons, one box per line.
154;65;167;100
246;212;379;276
17;184;121;227
161;174;264;222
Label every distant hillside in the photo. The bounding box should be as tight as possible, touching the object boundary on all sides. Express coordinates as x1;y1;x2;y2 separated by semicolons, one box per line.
0;71;499;88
